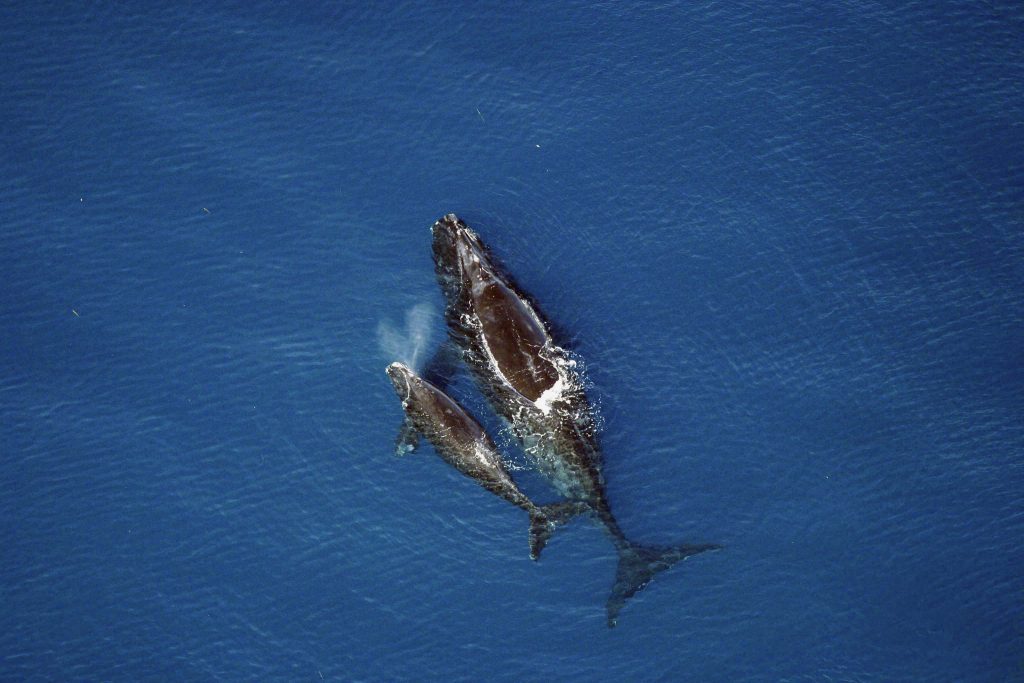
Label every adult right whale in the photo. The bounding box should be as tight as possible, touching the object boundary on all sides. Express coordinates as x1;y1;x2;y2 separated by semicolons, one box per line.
430;213;720;627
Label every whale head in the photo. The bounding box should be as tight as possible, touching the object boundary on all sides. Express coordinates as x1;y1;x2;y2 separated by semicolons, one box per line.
386;361;417;401
430;213;491;287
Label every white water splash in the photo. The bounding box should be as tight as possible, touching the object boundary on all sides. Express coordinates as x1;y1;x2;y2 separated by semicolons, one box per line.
534;376;566;415
377;303;438;371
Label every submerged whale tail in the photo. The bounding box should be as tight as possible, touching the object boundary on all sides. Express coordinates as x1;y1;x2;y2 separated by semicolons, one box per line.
529;502;587;560
606;542;721;627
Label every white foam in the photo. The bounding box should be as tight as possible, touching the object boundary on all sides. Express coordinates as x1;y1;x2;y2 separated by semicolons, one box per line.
535;375;566;415
472;441;494;469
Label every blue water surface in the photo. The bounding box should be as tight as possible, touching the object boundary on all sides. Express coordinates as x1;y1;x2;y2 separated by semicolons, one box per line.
2;2;1022;681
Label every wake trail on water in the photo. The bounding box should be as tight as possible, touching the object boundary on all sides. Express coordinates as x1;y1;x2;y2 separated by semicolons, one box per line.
376;303;438;372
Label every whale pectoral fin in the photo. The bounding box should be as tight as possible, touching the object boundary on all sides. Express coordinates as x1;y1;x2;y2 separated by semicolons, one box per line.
395;418;421;456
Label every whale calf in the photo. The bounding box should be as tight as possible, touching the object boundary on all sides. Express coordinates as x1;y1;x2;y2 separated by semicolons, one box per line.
430;214;719;626
386;361;580;559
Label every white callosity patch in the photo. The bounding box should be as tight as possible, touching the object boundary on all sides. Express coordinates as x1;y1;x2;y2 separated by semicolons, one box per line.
386;363;415;409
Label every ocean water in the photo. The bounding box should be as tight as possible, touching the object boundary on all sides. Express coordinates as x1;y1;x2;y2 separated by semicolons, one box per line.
2;2;1022;681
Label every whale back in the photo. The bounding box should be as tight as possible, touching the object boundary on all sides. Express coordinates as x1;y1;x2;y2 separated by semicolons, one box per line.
432;214;561;403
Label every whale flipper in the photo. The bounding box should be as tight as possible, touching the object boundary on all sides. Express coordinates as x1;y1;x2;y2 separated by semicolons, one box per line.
528;502;587;560
394;418;421;456
606;543;721;627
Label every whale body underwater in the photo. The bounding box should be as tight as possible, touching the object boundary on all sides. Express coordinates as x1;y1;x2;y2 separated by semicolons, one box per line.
385;214;719;627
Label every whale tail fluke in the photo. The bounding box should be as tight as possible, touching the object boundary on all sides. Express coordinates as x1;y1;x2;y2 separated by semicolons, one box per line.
606;542;721;627
528;502;587;560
